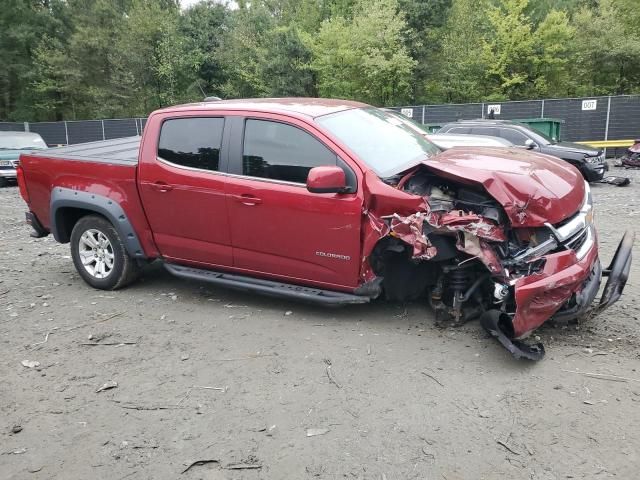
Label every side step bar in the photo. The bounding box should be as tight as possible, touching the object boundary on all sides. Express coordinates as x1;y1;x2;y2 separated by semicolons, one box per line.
164;263;371;306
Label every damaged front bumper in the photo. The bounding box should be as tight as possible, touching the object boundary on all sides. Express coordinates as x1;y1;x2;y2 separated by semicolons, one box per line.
363;165;633;361
484;230;633;359
482;183;633;359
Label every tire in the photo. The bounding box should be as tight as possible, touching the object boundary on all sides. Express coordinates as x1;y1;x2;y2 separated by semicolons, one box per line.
70;214;140;290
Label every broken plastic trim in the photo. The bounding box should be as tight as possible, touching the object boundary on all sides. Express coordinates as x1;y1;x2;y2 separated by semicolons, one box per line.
479;310;545;361
599;230;634;310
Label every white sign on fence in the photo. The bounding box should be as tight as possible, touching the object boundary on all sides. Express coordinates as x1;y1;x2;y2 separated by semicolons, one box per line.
487;104;501;115
400;108;413;118
582;99;597;111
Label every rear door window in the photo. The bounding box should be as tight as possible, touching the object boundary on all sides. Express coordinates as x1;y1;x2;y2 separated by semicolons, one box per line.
470;127;500;137
499;128;530;146
158;117;224;171
242;119;337;184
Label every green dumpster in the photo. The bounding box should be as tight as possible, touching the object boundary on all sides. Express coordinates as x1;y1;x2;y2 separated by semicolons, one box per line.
513;118;564;142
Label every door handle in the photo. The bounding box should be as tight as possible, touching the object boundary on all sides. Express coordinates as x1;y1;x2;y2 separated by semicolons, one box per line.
232;194;262;206
151;181;173;193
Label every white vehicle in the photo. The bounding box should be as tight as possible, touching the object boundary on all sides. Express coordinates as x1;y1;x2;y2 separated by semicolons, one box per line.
383;110;513;150
426;133;513;150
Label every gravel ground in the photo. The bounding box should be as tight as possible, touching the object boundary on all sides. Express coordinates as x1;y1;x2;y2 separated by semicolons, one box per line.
2;170;640;480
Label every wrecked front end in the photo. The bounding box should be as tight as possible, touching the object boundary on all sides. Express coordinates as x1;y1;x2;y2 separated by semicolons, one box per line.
361;164;632;360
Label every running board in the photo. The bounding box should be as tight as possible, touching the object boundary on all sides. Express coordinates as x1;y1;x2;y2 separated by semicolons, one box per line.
164;263;371;306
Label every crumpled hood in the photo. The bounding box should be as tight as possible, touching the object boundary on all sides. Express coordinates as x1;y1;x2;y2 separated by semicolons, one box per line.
422;147;585;227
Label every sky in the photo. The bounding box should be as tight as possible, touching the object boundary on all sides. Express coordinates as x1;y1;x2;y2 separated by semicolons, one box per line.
180;0;202;8
180;0;237;9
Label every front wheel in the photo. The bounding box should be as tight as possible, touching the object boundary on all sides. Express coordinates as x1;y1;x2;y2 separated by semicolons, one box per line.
70;215;140;290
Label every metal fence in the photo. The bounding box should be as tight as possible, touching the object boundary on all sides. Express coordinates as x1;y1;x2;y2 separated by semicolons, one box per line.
390;94;640;143
0;118;147;146
1;95;639;146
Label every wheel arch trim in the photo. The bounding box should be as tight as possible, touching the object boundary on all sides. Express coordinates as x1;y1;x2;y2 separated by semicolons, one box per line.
50;187;146;259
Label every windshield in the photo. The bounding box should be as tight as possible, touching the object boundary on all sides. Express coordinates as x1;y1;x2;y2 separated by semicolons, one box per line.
316;108;441;177
0;134;47;150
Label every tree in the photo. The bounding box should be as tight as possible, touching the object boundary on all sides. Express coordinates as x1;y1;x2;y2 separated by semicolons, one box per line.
573;0;640;95
261;26;316;97
310;0;416;105
531;9;575;97
4;0;640;121
114;0;198;112
482;0;536;100
435;0;490;102
217;4;272;98
399;0;451;103
180;0;229;98
0;0;71;121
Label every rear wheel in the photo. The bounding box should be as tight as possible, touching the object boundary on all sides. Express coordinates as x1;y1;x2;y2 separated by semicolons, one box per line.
70;215;140;290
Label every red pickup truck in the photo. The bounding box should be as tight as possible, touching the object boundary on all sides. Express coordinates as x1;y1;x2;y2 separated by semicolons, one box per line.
17;98;632;359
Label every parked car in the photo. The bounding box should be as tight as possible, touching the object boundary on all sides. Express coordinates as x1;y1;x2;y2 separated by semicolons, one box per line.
382;111;514;149
16;98;632;360
438;120;607;182
0;132;47;186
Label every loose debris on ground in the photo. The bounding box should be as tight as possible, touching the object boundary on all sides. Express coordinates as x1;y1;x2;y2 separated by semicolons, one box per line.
1;174;640;478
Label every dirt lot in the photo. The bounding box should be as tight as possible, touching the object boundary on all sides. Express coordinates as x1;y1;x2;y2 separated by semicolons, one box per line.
2;171;640;480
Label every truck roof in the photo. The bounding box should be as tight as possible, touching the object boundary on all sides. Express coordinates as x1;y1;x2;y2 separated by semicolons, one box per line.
156;97;370;119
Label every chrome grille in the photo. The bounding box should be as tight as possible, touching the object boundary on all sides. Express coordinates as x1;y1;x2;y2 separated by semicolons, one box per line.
562;227;588;252
545;182;594;260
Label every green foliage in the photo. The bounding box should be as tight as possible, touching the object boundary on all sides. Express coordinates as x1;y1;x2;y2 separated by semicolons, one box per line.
437;0;491;102
532;9;575;97
1;0;639;121
483;0;536;99
310;0;416;105
262;26;316;97
0;0;71;120
573;0;640;95
217;3;272;98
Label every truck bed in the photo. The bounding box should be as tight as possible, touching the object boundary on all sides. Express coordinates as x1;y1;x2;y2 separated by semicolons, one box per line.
38;136;140;164
18;135;154;254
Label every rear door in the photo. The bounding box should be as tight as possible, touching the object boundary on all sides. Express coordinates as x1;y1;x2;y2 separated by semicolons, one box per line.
138;115;232;267
225;114;363;290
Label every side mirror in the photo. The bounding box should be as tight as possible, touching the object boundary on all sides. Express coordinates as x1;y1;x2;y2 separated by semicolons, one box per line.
306;166;347;194
525;139;537;150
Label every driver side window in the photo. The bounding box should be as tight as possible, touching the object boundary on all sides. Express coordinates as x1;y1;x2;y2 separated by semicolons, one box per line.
243;119;337;184
500;128;530;146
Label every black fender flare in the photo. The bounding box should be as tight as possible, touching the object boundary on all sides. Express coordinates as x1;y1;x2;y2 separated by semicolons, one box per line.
50;187;146;259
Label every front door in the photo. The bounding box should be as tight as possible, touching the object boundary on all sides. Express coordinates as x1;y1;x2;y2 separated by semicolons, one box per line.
138;116;232;267
225;116;363;290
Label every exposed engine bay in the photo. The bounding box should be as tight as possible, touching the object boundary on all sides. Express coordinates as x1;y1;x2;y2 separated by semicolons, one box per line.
363;164;632;361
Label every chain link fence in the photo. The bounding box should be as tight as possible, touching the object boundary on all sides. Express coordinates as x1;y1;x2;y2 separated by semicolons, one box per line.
1;95;638;147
